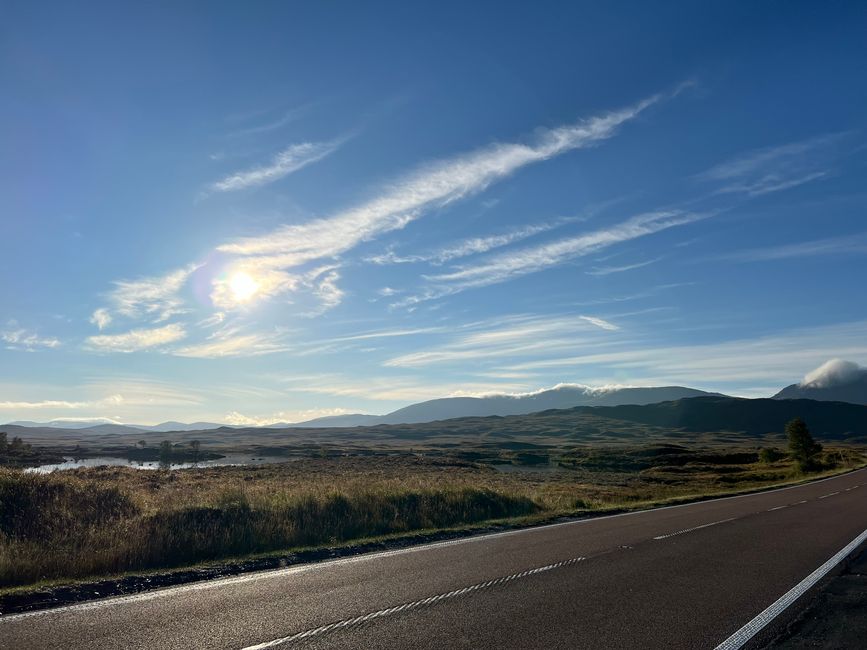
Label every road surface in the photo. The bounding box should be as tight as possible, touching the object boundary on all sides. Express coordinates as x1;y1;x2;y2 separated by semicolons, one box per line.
2;468;866;649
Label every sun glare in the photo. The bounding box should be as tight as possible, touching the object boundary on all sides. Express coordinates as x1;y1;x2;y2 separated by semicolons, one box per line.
228;271;259;302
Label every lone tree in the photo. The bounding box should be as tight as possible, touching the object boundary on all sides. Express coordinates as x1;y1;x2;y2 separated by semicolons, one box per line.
190;440;201;464
786;417;822;471
159;440;173;468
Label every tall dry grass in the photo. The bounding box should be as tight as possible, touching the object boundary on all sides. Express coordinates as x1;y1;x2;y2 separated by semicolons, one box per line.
1;448;862;589
0;468;537;587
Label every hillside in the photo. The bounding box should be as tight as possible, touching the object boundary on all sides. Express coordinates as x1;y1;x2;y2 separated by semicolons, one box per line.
581;396;867;438
7;396;867;459
293;385;721;427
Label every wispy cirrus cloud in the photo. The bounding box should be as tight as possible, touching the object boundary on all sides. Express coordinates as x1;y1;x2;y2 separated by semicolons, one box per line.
717;233;867;262
0;396;122;411
274;373;534;402
85;323;187;353
502;320;867;393
1;323;60;351
226;105;310;138
698;133;846;196
586;257;662;276
210;140;343;192
578;315;620;331
99;264;199;325
171;326;290;358
394;211;706;306
366;220;569;266
217;93;662;264
384;313;623;368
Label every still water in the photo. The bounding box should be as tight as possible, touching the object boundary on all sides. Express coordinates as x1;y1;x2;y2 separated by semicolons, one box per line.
25;454;293;473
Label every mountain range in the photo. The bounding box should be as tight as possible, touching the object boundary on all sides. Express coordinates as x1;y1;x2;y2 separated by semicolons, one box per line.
4;359;866;433
4;386;719;433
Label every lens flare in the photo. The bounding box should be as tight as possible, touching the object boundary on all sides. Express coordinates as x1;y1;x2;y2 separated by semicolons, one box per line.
228;271;259;302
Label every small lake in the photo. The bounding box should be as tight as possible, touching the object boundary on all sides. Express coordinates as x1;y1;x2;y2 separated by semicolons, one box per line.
25;454;294;473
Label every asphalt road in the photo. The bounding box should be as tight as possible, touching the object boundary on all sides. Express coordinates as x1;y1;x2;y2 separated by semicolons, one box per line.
2;468;866;650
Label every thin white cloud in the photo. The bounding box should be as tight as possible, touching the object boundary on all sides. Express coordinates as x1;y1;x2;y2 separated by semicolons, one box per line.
718;233;867;262
384;314;624;368
329;327;444;342
1;325;60;351
307;266;345;315
210;140;342;192
217;93;662;264
172;327;289;358
586;257;662;276
504;320;867;391
404;211;705;304
720;171;829;196
101;264;199;324
276;373;534;402
85;323;187;353
223;407;353;426
801;358;865;388
227;105;309;137
698;133;845;196
366;221;567;266
579;315;620;331
90;308;112;330
0;396;123;411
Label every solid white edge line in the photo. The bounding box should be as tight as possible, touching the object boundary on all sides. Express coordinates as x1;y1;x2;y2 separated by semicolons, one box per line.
714;527;867;650
2;466;864;623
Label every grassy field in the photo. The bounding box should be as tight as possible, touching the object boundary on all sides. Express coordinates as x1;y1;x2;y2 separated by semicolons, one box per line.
1;443;863;590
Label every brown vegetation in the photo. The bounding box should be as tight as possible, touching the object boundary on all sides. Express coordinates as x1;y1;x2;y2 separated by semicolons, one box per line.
1;444;863;590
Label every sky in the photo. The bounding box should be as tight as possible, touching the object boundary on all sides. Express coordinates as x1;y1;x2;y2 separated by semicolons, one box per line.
2;1;867;425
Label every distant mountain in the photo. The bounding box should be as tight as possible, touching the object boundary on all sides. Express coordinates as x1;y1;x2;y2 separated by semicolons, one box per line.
290;386;722;427
135;421;226;432
375;386;721;425
1;420;224;433
773;359;867;406
5;419;131;430
2;386;723;432
581;396;867;437
277;414;384;428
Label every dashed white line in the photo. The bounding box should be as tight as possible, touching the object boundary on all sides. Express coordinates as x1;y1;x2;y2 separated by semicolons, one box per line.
653;517;736;540
846;485;860;491
714;527;867;650
240;556;586;648
819;491;840;499
767;505;788;512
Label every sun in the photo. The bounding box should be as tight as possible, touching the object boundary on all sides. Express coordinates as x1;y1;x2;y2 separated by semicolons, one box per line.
228;271;259;302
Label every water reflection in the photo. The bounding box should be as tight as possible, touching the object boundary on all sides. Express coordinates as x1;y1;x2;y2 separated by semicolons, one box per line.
25;454;294;473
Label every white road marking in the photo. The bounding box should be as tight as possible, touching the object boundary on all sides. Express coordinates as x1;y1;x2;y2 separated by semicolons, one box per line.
819;491;840;499
653;517;736;540
767;505;788;511
795;500;808;504
714;527;867;650
240;557;586;649
846;485;860;491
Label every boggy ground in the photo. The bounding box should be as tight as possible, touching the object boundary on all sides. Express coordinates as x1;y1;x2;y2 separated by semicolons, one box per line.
0;444;863;597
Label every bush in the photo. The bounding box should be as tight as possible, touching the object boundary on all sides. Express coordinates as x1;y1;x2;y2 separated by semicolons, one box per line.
758;447;784;464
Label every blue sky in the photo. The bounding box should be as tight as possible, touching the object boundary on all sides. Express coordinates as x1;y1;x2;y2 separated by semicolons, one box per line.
2;1;867;425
